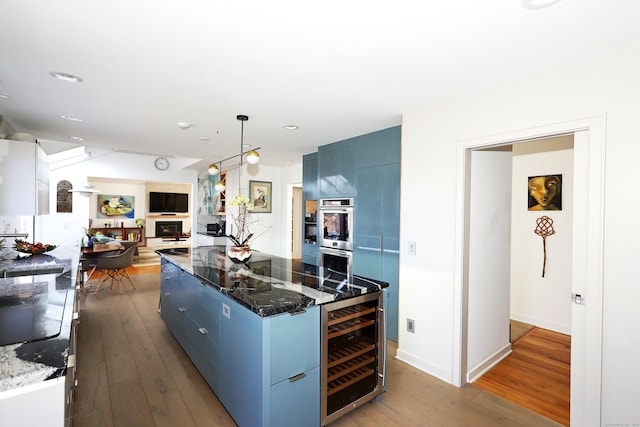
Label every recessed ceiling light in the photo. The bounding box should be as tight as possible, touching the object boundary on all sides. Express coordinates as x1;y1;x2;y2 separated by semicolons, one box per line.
61;115;84;122
49;71;83;83
68;136;83;141
521;0;562;9
0;93;11;99
177;121;192;130
199;137;210;141
284;125;299;130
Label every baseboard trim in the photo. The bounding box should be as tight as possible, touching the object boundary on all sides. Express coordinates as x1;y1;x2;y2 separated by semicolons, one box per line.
467;343;512;383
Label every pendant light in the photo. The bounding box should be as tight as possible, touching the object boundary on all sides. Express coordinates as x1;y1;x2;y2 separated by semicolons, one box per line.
214;162;226;192
246;149;260;165
207;114;261;185
68;184;101;197
237;114;259;166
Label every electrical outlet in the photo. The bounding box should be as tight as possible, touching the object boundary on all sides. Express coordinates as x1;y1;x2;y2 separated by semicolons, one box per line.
407;318;415;333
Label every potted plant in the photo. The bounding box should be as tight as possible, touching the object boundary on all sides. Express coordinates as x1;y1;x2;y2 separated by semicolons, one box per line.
226;195;254;262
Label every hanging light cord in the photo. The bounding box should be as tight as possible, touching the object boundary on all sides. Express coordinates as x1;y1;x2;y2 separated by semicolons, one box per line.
240;118;244;168
214;115;260;167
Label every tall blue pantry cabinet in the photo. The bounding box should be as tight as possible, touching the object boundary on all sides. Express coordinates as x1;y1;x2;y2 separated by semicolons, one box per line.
352;127;401;342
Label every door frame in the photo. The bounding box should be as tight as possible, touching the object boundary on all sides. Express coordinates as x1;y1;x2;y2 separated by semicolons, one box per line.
452;115;605;425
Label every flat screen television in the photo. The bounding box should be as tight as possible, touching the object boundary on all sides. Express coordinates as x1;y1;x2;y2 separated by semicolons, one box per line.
149;192;189;213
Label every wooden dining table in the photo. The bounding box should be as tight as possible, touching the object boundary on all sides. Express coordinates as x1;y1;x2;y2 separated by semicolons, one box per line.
80;243;123;294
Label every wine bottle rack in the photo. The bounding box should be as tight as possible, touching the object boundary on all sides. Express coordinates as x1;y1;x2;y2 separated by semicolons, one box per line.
321;292;384;425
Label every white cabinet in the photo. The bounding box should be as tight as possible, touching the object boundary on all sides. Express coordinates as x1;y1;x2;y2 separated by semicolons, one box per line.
0;377;66;427
0;139;49;215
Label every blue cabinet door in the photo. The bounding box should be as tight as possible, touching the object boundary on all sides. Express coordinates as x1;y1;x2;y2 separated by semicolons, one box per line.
269;306;320;385
381;164;400;342
354;126;401;168
302;244;318;266
318;140;354;196
270;367;320;427
353;166;382;279
303;152;318;199
353;163;400;341
335;143;354;195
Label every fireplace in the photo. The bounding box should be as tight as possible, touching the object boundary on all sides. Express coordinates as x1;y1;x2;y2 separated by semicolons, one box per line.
155;221;183;238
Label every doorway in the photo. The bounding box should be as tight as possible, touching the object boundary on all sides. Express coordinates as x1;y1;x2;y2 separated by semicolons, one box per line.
291;185;302;259
465;136;573;425
453;116;605;426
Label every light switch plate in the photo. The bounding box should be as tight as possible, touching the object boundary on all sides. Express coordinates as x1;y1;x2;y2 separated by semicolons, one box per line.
408;241;416;255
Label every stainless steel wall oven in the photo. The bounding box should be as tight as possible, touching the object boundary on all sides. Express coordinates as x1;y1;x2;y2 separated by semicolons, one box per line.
319;198;353;251
319;246;353;280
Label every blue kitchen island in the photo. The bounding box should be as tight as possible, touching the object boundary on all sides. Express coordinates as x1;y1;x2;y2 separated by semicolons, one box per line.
157;246;387;427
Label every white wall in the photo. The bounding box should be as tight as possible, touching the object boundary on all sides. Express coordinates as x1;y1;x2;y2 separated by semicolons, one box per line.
205;161;302;259
397;56;640;424
40;151;197;247
510;136;573;334
87;179;146;230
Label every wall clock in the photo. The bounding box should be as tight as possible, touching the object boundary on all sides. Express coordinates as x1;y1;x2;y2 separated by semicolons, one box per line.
154;157;169;171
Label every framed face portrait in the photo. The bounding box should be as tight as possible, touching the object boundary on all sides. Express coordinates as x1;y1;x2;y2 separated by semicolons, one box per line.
528;174;562;211
249;181;272;213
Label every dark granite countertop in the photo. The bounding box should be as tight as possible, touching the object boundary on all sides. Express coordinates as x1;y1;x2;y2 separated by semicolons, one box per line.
156;245;388;317
0;246;79;392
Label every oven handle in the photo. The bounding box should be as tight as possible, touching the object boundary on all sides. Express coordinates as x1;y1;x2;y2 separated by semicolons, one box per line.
318;207;353;214
318;247;352;257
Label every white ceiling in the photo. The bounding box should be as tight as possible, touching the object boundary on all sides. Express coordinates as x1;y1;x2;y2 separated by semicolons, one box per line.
0;0;637;169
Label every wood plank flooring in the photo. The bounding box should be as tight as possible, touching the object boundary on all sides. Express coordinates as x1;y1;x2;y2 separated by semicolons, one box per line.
74;268;563;427
510;319;535;343
473;327;571;426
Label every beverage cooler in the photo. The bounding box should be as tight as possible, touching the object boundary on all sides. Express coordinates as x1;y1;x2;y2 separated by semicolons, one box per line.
321;291;386;425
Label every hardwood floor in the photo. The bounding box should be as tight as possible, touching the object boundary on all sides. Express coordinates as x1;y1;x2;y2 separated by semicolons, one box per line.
473;327;571;426
74;269;562;427
510;319;535;343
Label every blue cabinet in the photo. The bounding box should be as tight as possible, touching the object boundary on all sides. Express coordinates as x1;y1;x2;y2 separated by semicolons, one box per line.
354;164;400;341
352;126;400;341
302;152;319;265
303;152;318;200
318;140;355;196
354;126;401;168
159;259;320;427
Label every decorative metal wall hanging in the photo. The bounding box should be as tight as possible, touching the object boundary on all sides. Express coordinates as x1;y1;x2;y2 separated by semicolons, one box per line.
534;215;555;277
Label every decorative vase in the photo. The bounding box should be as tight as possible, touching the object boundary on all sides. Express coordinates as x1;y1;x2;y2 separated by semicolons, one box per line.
228;245;252;263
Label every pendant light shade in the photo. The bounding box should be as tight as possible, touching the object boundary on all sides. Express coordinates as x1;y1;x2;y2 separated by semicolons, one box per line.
215;180;226;192
246;150;260;165
207;163;219;175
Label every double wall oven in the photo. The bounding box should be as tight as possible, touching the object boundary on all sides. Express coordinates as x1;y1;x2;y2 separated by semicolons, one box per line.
318;198;354;279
